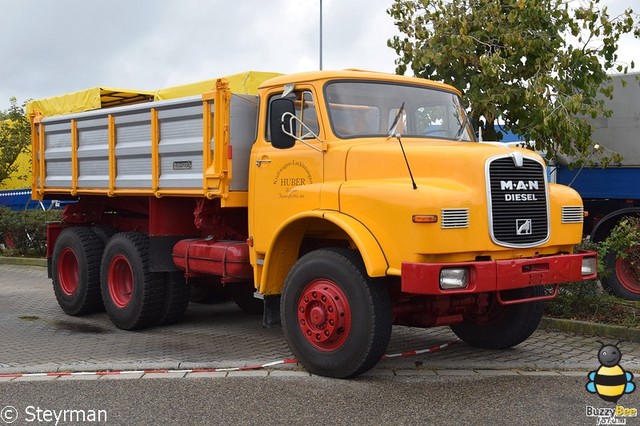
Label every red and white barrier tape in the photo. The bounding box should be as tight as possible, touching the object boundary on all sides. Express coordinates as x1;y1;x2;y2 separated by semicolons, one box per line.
0;339;459;379
381;338;460;360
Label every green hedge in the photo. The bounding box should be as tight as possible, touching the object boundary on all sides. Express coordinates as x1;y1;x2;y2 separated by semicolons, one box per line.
0;206;61;257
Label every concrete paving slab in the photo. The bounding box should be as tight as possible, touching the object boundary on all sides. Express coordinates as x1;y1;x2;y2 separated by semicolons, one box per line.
98;372;145;380
142;372;187;379
184;372;228;379
474;369;520;376
226;370;269;378
12;375;59;382
268;370;312;378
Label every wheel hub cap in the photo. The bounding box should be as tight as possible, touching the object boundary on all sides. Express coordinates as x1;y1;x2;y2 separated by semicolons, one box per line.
108;255;134;308
297;279;351;351
58;248;79;296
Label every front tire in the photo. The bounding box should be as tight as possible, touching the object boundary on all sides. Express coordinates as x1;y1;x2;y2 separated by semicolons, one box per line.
281;248;392;378
51;227;104;315
100;233;165;330
450;286;544;349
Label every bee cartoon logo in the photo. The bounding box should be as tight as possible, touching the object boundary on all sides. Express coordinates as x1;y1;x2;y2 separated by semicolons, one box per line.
586;341;636;403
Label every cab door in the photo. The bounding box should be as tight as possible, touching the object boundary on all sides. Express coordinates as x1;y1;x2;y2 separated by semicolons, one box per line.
249;87;325;269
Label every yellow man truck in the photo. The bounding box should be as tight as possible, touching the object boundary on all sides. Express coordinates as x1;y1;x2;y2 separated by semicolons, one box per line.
30;70;597;378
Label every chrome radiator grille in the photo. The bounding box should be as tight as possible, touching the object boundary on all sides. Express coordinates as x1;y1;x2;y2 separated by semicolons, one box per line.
487;156;549;247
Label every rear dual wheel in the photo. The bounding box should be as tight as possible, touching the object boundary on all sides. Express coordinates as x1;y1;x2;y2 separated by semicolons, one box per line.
158;271;191;325
52;227;105;315
100;233;165;330
281;248;392;378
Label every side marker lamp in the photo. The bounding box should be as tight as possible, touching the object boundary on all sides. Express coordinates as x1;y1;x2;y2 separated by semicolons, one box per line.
412;215;438;224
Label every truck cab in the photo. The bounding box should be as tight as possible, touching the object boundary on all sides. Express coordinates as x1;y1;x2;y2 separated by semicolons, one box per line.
247;70;596;377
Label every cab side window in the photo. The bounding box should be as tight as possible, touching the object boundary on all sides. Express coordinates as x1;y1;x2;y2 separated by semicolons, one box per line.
267;90;319;141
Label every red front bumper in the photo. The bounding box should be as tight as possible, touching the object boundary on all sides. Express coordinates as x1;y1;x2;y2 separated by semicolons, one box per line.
401;251;597;295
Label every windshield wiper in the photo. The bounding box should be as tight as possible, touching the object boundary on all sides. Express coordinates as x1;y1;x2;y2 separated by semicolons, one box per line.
455;112;471;141
387;102;405;138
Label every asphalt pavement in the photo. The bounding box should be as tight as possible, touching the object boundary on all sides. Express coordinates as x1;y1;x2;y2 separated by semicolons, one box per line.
1;263;639;379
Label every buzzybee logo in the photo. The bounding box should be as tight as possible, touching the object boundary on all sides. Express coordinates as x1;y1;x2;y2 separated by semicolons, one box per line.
586;341;636;403
584;342;638;425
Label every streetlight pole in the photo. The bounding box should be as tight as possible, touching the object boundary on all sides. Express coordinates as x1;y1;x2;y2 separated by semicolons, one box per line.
319;0;323;70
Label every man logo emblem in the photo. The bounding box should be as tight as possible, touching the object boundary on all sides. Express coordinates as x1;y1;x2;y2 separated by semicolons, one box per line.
516;219;533;235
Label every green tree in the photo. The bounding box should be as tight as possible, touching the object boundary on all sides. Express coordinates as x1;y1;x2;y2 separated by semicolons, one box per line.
0;97;31;185
388;0;639;165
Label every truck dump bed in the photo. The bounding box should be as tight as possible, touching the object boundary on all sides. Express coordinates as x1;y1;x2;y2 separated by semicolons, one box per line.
31;83;259;206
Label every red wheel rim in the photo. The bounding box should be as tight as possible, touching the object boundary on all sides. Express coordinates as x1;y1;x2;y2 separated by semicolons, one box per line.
58;247;79;296
297;279;351;352
615;251;640;294
108;255;134;308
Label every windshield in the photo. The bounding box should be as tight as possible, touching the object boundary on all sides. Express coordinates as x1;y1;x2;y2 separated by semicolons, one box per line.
324;81;474;141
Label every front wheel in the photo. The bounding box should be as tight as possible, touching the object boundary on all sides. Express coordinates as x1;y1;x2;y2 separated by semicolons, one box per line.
450;286;544;349
281;248;392;378
601;251;640;301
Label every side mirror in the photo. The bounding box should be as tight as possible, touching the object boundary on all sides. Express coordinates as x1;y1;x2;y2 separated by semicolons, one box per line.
270;98;296;149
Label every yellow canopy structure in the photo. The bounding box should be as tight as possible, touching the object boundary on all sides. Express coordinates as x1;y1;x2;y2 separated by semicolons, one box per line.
26;87;155;117
155;71;282;100
26;71;282;118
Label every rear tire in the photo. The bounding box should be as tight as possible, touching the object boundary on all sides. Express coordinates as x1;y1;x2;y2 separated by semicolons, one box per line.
450;286;544;349
52;227;104;315
100;233;165;330
601;251;640;301
157;272;191;325
281;248;392;378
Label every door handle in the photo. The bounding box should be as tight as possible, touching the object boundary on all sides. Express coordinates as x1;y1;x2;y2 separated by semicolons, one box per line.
256;158;272;167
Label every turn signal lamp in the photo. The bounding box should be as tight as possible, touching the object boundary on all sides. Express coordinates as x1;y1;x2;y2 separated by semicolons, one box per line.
412;215;438;224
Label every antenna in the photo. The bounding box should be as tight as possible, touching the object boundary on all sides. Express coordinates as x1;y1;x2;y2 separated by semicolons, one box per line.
397;135;418;190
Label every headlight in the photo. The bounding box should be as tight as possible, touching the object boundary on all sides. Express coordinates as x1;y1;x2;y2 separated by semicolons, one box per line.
581;257;597;276
440;268;469;290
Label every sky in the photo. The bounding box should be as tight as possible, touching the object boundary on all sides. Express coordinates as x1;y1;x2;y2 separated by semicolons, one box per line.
0;0;638;111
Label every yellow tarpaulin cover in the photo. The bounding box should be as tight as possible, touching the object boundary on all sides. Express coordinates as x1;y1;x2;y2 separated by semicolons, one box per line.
26;71;282;117
155;71;282;100
26;87;155;117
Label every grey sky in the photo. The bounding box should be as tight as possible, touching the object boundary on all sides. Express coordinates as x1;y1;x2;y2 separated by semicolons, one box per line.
1;0;637;111
0;0;398;110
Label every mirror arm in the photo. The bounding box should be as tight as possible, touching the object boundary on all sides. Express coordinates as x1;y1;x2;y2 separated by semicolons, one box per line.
281;112;324;152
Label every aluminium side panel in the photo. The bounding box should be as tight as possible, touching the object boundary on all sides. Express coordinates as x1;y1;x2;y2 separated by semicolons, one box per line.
76;115;109;188
113;108;152;189
157;98;205;190
229;94;259;191
43;118;73;189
